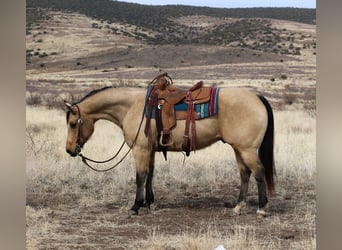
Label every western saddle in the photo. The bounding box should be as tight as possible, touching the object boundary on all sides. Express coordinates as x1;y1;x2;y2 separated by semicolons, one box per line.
144;73;213;157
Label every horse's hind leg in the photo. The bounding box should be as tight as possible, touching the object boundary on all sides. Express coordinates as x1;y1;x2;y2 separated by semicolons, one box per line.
233;149;251;215
235;148;268;217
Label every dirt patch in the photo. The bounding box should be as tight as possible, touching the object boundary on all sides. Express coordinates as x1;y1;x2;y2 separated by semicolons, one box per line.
271;19;316;35
27;179;315;249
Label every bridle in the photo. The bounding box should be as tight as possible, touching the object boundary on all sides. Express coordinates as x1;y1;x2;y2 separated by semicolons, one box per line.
71;103;145;172
74;104;84;155
68;73;168;172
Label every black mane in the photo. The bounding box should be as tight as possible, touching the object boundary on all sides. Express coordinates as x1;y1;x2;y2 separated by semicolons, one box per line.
74;86;114;105
66;86;114;122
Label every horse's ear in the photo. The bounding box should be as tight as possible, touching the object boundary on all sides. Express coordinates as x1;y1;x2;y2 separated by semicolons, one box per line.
64;101;77;114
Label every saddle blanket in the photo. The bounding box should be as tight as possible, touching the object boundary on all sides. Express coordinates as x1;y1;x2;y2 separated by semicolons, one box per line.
145;86;220;119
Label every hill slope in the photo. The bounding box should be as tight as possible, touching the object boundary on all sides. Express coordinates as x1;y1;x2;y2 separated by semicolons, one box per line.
27;0;315;46
25;10;315;72
26;1;316;71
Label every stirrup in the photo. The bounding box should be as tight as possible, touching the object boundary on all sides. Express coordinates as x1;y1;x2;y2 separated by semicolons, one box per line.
159;131;174;147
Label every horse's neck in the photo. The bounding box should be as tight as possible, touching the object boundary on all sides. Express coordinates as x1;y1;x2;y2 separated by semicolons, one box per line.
80;88;143;127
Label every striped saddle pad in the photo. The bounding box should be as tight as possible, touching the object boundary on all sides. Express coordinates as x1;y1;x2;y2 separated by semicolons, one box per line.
145;87;220;120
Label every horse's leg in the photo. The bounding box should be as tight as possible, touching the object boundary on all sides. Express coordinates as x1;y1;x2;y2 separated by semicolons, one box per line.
130;146;151;214
236;148;268;217
233;149;251;215
145;151;155;209
131;172;147;214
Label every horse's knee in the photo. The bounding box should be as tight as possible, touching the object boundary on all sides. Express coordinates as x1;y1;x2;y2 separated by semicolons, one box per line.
136;172;147;186
253;166;265;182
240;167;251;181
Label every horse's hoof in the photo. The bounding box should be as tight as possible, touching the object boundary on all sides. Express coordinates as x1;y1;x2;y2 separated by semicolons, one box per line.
144;202;151;210
129;209;139;216
130;205;140;215
148;203;157;212
233;201;247;215
233;206;241;215
256;208;267;218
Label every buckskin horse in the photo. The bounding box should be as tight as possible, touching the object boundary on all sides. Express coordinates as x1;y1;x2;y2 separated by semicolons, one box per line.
64;74;275;217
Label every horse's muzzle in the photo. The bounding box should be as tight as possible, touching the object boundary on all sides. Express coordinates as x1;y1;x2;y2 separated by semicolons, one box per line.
66;144;81;157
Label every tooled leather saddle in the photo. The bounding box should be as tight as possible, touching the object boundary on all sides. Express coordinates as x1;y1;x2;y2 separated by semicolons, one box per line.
144;73;219;158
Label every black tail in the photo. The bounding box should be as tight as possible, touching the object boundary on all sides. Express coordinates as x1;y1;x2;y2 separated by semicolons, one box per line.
258;95;276;195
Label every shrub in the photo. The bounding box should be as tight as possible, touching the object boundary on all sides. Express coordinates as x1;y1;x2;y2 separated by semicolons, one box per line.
283;92;297;105
26;93;42;106
281;74;288;80
38;52;48;58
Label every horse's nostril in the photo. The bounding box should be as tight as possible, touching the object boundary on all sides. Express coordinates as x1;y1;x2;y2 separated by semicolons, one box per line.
66;149;77;157
75;144;81;155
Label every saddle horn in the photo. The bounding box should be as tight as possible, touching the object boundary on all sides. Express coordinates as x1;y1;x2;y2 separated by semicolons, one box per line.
149;72;172;86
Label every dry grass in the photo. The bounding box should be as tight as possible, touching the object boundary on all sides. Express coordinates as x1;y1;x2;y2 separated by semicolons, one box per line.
26;9;315;249
139;225;267;250
26;104;315;249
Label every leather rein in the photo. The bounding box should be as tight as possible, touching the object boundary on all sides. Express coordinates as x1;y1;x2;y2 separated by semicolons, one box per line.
72;73;169;172
73;103;145;172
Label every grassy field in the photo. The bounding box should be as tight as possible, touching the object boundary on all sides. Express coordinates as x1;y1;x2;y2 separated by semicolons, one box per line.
26;103;315;249
26;9;315;249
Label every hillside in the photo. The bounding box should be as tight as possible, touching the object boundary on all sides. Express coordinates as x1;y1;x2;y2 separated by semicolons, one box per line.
26;11;315;69
26;1;316;72
26;0;315;111
27;0;315;46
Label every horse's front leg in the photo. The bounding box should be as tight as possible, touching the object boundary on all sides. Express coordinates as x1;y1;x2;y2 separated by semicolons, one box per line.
130;146;152;214
145;151;155;209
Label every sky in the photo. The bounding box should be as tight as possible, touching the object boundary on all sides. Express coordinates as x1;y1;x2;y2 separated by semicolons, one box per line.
117;0;316;9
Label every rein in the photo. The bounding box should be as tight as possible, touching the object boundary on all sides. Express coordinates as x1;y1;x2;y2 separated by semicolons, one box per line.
72;73;169;172
74;100;146;173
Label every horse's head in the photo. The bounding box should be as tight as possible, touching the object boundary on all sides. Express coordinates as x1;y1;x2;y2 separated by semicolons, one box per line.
64;101;95;157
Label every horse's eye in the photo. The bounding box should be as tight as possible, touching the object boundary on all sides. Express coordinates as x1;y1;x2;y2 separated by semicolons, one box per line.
70;122;77;128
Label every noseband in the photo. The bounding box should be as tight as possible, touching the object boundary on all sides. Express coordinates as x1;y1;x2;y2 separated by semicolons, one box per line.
74;104;84;154
68;103;145;172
